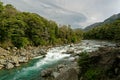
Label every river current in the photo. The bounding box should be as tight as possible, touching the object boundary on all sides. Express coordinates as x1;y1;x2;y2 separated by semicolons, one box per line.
0;40;116;80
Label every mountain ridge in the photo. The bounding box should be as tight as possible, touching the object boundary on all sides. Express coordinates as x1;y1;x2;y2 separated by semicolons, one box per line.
84;13;120;31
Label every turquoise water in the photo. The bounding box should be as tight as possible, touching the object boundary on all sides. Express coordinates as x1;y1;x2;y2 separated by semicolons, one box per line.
0;58;64;80
0;40;115;80
0;58;41;80
0;45;71;80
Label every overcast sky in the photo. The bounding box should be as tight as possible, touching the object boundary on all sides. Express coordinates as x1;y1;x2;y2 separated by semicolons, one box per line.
1;0;120;28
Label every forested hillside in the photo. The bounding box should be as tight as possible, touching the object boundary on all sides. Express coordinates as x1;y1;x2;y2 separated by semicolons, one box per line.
84;13;120;31
0;2;83;48
84;18;120;41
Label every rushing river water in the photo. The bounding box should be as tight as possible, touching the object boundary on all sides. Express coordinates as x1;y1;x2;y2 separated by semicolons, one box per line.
0;40;116;80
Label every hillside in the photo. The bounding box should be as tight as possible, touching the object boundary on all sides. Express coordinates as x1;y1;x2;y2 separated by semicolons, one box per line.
84;14;120;41
84;13;120;31
0;2;83;49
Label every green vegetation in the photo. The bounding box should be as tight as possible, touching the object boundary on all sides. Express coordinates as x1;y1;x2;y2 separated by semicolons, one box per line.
0;2;83;48
84;19;120;41
78;52;103;80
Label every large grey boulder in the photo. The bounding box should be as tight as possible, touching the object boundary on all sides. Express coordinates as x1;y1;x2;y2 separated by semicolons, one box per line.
55;68;78;80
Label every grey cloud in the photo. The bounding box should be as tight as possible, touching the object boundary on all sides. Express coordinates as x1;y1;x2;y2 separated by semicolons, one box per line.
2;0;86;28
1;0;120;28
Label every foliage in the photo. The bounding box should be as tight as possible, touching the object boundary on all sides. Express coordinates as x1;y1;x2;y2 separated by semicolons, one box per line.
78;52;103;80
12;37;30;48
84;67;102;80
84;19;120;41
0;2;83;48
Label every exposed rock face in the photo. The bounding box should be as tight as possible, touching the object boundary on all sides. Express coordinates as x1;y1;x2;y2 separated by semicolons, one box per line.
55;68;78;80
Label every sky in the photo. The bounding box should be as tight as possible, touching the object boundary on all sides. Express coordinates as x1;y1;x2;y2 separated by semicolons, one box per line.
1;0;120;28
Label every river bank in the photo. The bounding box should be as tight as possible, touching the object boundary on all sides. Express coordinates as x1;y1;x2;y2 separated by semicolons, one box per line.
0;46;50;69
0;40;117;80
40;40;117;80
41;45;120;80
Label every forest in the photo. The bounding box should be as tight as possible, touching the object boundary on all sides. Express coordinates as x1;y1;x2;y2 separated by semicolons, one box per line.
1;1;120;49
84;19;120;41
0;2;83;48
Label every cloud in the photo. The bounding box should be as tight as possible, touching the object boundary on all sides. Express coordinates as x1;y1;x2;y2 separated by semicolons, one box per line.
1;0;120;28
2;0;87;28
58;0;120;27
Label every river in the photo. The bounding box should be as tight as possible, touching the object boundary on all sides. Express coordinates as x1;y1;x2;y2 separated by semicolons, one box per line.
0;40;116;80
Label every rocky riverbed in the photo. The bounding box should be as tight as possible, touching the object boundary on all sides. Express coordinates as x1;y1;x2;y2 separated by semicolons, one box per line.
0;40;117;80
0;46;48;69
40;40;117;80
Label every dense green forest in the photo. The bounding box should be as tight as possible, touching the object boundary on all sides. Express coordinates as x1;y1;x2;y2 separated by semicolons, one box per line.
0;2;83;48
84;19;120;41
1;0;120;49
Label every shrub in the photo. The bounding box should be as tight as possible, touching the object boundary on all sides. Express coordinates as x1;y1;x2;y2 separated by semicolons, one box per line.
12;37;30;48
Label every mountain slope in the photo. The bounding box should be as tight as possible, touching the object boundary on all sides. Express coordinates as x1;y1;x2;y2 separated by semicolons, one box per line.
0;2;83;48
84;13;120;30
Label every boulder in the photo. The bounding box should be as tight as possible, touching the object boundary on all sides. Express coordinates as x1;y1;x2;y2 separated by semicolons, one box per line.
32;48;47;56
11;56;20;66
18;56;28;63
40;49;47;55
57;64;65;69
41;68;53;77
55;68;78;80
70;44;74;47
6;62;14;69
52;72;60;78
0;59;7;65
20;52;27;56
0;64;4;69
0;47;10;56
66;50;74;54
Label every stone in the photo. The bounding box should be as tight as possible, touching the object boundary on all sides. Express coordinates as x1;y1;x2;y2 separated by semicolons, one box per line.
68;57;75;62
0;59;7;65
15;63;20;67
11;56;20;67
55;68;78;80
57;64;65;69
70;44;74;47
6;62;14;69
41;68;53;77
52;72;60;78
0;64;4;69
6;47;11;51
20;52;27;56
11;56;19;63
66;50;74;54
18;56;28;63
